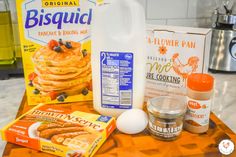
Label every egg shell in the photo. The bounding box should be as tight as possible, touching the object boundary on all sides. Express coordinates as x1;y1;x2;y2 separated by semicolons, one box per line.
116;109;148;134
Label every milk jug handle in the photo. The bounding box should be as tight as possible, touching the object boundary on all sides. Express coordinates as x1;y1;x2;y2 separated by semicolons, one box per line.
126;0;144;37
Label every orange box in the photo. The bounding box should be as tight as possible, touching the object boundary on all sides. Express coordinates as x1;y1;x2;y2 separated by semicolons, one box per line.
1;103;116;157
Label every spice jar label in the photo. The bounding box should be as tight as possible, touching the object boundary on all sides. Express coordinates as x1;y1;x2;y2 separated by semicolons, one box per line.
185;97;211;126
149;121;183;139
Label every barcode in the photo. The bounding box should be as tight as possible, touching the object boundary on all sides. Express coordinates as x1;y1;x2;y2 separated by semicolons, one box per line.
120;91;132;105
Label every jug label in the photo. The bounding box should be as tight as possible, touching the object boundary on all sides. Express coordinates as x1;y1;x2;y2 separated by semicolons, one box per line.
100;51;133;109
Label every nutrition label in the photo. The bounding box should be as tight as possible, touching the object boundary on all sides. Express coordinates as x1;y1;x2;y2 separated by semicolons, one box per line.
100;51;133;109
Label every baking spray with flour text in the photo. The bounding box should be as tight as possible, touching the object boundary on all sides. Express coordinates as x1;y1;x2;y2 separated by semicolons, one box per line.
91;0;146;117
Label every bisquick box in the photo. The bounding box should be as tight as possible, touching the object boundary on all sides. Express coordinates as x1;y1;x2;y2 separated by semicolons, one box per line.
145;25;212;100
1;103;116;157
16;0;103;105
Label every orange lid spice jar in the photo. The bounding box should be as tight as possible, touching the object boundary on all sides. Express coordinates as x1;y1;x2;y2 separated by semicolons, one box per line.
184;73;214;133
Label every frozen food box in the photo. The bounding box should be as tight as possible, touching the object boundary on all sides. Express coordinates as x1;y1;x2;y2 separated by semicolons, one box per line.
145;25;212;100
16;0;100;105
1;103;116;157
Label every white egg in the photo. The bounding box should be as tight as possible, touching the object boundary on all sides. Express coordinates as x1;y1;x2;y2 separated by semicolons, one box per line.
116;109;148;134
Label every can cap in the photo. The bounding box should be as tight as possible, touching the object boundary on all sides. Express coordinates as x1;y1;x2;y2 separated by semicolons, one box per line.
187;73;214;92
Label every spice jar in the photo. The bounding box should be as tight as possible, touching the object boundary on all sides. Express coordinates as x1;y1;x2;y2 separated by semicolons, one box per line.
147;96;186;141
184;73;214;134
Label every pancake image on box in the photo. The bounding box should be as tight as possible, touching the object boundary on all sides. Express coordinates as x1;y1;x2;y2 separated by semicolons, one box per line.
29;39;92;102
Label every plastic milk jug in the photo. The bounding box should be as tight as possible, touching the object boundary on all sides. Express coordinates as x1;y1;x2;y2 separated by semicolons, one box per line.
91;0;146;117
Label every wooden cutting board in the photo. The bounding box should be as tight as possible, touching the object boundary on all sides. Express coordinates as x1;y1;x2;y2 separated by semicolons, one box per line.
2;93;236;157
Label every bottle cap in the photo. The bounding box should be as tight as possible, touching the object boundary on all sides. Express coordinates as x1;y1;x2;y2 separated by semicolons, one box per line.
147;96;186;119
187;73;214;92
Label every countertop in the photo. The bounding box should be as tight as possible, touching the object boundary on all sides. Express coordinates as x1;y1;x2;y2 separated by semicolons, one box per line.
0;73;236;155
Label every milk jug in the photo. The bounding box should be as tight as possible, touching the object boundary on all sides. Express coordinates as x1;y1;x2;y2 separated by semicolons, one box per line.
91;0;146;117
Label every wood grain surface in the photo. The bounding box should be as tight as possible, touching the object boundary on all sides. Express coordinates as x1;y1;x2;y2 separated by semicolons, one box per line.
2;93;236;157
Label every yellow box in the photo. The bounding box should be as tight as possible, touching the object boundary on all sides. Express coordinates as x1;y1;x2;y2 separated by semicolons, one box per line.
16;0;100;105
1;103;116;157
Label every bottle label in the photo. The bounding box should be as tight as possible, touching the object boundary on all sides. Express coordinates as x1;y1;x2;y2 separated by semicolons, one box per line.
185;97;211;126
100;51;133;109
148;119;183;139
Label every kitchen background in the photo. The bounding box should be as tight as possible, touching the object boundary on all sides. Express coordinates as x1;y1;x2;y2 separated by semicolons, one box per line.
139;0;235;27
1;0;236;155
